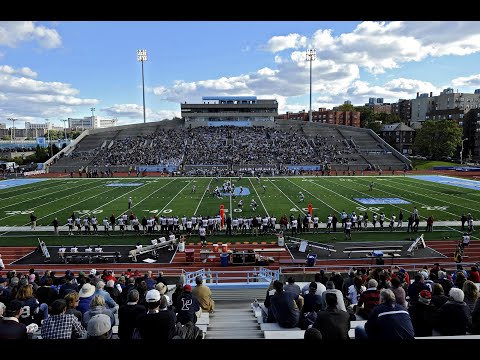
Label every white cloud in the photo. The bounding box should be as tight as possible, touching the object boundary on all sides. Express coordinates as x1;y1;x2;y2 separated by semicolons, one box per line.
0;65;37;78
19;67;37;78
452;73;480;88
257;67;278;76
265;22;480;75
0;21;62;49
103;103;179;124
0;65;98;121
274;55;283;64
266;33;307;52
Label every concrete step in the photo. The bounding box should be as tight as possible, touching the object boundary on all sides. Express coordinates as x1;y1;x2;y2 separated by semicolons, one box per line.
204;330;264;339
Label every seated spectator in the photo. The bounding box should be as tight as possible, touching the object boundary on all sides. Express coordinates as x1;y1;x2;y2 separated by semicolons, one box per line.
86;313;112;339
135;290;177;339
356;288;414;340
313;292;350;340
431;283;449;309
356;278;380;319
64;291;82;323
408;290;435;337
192;276;215;313
82;295;115;328
175;284;201;325
0;300;28;340
118;289;146;339
284;276;301;297
434;287;472;336
304;327;322;340
321;280;347;312
267;280;302;328
41;299;86;339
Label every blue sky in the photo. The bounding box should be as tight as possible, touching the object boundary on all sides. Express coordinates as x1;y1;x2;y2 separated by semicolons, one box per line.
1;21;480;127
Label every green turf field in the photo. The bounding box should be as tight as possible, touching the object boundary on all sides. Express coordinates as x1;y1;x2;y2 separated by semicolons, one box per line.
0;175;478;228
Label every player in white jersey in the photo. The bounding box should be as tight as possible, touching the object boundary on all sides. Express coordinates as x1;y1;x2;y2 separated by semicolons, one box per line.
344;219;352;240
461;232;471;249
379;212;385;230
186;218;193;234
262;185;267;193
91;216;98;234
67;217;74;235
83;217;91;235
102;217;110;236
299;192;304;202
270;216;276;231
291;218;298;236
351;214;357;229
312;215;319;233
357;213;363;231
118;217;125;235
122;213;128;230
199;226;207;247
324;214;331;233
389;215;396;232
262;216;269;234
75;217;82;235
191;185;196;193
251;200;258;212
147;217;155;234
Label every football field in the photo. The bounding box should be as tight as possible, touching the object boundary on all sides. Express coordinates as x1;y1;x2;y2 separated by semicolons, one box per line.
0;175;478;228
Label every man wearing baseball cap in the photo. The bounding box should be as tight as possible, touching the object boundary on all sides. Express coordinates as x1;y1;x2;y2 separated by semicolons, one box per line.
134;289;176;339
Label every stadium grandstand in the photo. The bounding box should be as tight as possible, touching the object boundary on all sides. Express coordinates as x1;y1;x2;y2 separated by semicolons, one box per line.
46;118;410;175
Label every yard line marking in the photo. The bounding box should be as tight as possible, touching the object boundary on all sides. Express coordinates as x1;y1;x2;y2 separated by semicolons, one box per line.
158;179;194;214
399;177;480;204
117;178;177;217
387;177;480;213
284;178;339;214
249;178;269;217
0;179;144;236
266;178;305;216
0;179;114;222
194;178;213;215
32;179;151;224
0;179;104;211
333;177;476;239
0;181;55;198
353;177;462;219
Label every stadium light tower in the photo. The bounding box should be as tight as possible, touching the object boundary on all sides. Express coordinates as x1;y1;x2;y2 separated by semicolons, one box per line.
62;119;68;140
306;48;316;123
45;119;52;157
137;49;147;124
7;118;17;144
460;138;468;165
90;107;95;130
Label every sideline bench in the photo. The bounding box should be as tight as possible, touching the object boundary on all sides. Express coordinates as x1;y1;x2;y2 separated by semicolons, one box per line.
279;259;307;265
58;251;121;263
128;237;174;262
343;245;403;258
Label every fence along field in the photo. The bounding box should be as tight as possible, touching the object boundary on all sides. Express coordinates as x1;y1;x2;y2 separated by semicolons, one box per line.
0;176;478;228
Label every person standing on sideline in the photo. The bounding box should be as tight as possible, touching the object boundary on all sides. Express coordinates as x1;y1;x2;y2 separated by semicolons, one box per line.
128;197;132;210
30;212;37;230
0;253;4;271
52;217;59;235
397;210;403;229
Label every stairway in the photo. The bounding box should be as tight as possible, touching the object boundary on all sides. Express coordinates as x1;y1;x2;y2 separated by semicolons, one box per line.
204;300;264;339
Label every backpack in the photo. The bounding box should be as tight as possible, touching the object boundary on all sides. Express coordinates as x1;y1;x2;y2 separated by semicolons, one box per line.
299;311;317;330
174;321;204;339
